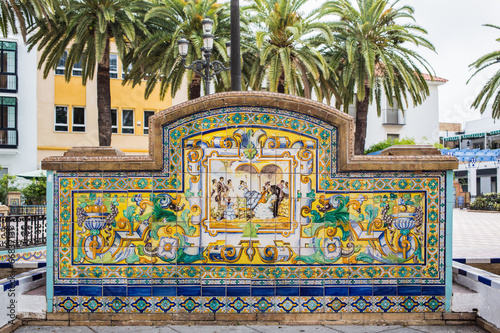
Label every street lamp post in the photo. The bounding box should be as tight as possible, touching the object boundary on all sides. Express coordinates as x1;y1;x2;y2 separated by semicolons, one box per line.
177;18;231;96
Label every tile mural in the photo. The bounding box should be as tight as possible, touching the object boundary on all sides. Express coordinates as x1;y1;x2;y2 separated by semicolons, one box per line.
51;106;447;313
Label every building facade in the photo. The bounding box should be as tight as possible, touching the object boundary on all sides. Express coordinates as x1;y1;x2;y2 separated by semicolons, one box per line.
355;75;447;149
0;34;38;177
36;43;187;165
440;112;500;197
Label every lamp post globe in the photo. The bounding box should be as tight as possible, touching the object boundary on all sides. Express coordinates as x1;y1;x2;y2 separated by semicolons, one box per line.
178;18;230;96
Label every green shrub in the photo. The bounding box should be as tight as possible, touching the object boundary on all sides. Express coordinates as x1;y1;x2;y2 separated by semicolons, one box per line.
21;177;46;205
364;137;417;155
0;173;19;205
470;193;500;211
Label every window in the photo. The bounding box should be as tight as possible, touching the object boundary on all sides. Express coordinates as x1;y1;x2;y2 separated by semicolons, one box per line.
0;41;17;92
122;109;134;134
55;51;67;75
110;54;118;79
122;63;132;79
384;97;405;125
111;109;117;133
143;111;154;135
72;107;85;132
55;106;68;132
0;97;17;148
347;105;356;118
72;59;82;76
387;134;400;141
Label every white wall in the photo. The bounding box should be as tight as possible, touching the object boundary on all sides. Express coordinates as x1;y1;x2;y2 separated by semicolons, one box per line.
364;82;442;148
465;114;500;134
0;268;46;328
453;262;500;330
0;34;38;176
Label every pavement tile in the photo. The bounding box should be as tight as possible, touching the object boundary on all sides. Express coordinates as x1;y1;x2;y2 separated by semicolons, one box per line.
324;325;403;333
407;326;488;333
90;327;178;333
14;327;94;333
248;325;337;333
168;325;257;333
453;209;500;259
382;328;426;333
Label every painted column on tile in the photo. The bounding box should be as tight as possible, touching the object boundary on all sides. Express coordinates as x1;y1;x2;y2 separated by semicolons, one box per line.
52;106;446;314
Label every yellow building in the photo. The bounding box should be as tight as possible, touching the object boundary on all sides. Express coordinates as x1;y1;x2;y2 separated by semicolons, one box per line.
36;43;187;164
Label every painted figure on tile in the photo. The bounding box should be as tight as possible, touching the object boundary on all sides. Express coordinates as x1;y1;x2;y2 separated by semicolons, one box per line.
225;179;238;199
223;198;237;220
254;186;276;220
268;184;283;218
239;180;262;210
214;177;228;207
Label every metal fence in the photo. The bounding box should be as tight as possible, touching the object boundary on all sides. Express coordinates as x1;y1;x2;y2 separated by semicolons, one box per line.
9;205;47;216
0;215;46;250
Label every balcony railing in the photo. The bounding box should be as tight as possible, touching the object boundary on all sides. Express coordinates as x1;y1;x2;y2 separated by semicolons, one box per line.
0;215;46;250
9;205;46;215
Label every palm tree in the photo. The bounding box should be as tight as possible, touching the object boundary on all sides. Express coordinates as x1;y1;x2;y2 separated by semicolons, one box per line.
322;0;435;154
469;24;500;119
28;0;149;146
124;0;231;100
0;0;57;40
244;0;332;100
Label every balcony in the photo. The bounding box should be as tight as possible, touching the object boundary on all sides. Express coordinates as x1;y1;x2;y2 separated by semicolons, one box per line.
383;107;405;126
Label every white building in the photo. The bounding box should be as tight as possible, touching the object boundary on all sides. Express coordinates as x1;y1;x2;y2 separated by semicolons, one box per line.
0;33;38;177
353;74;447;149
441;112;500;197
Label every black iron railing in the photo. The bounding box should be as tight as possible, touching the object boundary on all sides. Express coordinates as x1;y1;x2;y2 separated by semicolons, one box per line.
0;215;46;249
9;205;46;215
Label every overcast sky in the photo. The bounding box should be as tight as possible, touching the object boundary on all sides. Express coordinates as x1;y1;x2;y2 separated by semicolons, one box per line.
400;0;500;124
239;0;500;124
297;0;500;124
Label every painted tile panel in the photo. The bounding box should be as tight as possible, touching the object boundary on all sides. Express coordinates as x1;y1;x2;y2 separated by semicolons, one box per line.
51;106;447;313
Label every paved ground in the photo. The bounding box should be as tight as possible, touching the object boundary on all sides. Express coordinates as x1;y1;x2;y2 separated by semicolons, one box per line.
453;208;500;258
14;325;488;333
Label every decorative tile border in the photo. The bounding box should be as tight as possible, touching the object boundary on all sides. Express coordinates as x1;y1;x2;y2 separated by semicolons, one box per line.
452;261;500;290
0;267;46;292
53;295;444;314
454;258;500;264
0;261;46;269
0;249;46;263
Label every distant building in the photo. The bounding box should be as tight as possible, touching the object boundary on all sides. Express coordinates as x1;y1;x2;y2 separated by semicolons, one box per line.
0;34;38;177
347;74;447;150
36;42;187;166
440;112;500;198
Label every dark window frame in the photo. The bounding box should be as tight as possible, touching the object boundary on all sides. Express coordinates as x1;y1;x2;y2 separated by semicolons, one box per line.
54;105;68;132
72;60;82;77
110;54;118;79
72;106;86;132
0;41;17;93
121;109;134;134
0;97;17;148
55;51;67;76
143;110;154;135
111;108;118;133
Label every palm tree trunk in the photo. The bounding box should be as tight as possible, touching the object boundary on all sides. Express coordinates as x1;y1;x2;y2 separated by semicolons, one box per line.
354;86;370;155
189;73;202;100
278;73;285;94
97;37;112;146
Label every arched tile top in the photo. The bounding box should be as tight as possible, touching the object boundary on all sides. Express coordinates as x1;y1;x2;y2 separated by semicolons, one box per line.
41;91;457;172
